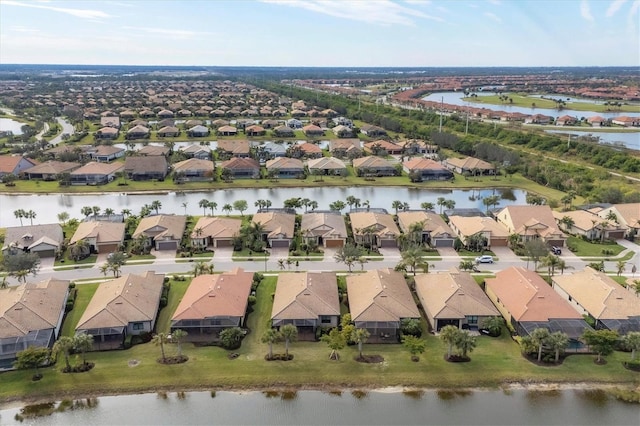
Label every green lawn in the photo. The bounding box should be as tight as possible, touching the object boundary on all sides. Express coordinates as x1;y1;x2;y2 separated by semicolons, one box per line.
462;93;640;113
60;283;99;337
232;249;269;260
54;254;97;268
566;236;625;257
155;279;191;334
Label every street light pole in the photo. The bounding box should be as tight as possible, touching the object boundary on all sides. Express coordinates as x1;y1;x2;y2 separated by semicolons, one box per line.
264;248;270;272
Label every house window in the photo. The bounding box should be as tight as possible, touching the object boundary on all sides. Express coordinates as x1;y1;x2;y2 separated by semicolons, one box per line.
320;316;332;324
466;316;478;325
132;322;144;331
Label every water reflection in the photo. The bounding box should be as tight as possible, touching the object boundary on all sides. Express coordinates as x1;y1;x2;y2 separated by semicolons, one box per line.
13;398;99;422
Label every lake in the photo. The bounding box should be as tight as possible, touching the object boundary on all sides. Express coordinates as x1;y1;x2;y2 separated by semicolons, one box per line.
0;187;525;227
544;130;639;150
1;388;638;425
0;118;26;135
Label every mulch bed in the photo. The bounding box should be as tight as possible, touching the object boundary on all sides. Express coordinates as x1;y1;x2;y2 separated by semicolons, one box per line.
157;355;189;365
227;352;240;360
62;362;95;373
265;354;294;361
622;362;640;372
521;353;564;366
354;354;384;363
444;354;471;363
411;356;420;362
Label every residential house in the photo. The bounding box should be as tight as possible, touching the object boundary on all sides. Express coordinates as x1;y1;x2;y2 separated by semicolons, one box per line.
587;116;607;127
271;272;340;340
525;114;553;125
95;127;119;140
597;203;640;238
157;126;180;137
217;125;238;136
552;267;640;334
443;157;496;175
332;124;353;138
307;157;347;176
273;125;295;137
0;155;37;177
346;268;420;343
329;139;362;159
69;161;124;185
496;205;567;247
187;125;210;137
415;269;499;332
332;116;353;127
190;216;242;248
302;124;324;137
0;279;69;368
397;211;456;248
220;157;260;179
298;142;323;159
447;215;510;248
172;158;216;182
397;140;438;156
286;118;303;129
301;212;348;248
261;119;280;129
352;156;397;177
170;268;253;341
100;116;120;128
556;115;578;126
403;158;453;181
2;224;64;258
180;144;211;160
126;125;150;139
251;211;296;248
245;124;266;136
123;156;168;181
75;272;164;350
137;145;170;157
44;145;91;161
611;116;640;127
260;141;288;158
265;157;305;179
87;145;125;162
485;267;591;345
157;109;174;118
552;209;625;241
216;140;251;159
349;211;401;248
360;124;387;137
23;160;80;180
364;140;403;156
132;215;186;251
69;220;125;254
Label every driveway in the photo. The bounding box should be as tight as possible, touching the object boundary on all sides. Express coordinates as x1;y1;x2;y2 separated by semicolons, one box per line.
213;247;234;261
490;246;519;261
378;247;401;260
436;247;459;259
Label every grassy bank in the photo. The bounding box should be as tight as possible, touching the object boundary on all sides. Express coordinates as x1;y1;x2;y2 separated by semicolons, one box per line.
462;94;640;113
1;276;638;404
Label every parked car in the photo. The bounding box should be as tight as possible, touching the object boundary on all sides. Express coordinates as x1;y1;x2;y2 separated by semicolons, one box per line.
551;246;562;255
475;255;494;264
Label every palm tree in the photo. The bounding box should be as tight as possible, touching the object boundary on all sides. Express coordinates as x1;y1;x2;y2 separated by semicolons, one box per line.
351;328;370;359
150;200;162;215
329;201;346;212
171;329;188;357
541;254;560;277
109;262;122;278
152;333;169;362
14;209;25;226
346;195;358;212
616;260;626;276
400;245;427;276
547;331;569;363
605;211;618;224
420;202;434;211
392;200;404;215
531;328;550;362
181;202;188;215
222;203;233;216
52;336;75;371
308;200;318;212
57;212;70;226
439;325;459;359
436;197;446;214
81;206;93;219
121;209;132;219
621;332;640;361
0;276;8;289
92;206;101;218
199;199;209;216
73;333;94;365
454;331;477;359
24;210;36;225
280;324;298;358
261;328;281;360
277;259;286;270
99;264;109;276
357;257;368;271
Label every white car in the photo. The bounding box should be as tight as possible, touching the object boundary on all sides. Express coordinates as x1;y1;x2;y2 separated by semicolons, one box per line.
475;255;494;264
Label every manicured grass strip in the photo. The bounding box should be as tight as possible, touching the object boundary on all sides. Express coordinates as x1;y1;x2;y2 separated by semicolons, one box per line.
566;236;625;257
53;265;93;271
54;255;97;267
155;279;191;334
60;283;99;337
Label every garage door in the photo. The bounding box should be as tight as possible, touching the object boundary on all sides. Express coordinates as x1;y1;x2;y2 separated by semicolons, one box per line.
157;241;178;251
270;240;290;248
34;249;56;258
490;238;508;247
215;239;233;248
546;239;565;247
380;239;397;248
433;239;454;248
98;243;119;253
324;239;344;248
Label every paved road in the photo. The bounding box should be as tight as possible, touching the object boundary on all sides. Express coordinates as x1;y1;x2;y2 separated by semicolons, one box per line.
48;117;75;146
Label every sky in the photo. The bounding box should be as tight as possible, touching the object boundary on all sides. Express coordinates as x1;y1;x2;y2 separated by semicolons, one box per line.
0;0;639;67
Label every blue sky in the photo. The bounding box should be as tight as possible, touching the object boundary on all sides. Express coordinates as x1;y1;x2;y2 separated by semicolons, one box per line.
1;0;638;67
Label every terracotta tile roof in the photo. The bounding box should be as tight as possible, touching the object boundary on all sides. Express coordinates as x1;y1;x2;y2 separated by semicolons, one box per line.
70;161;124;176
0;278;69;339
352;156;395;170
551;210;621;232
307;157;346;170
191;216;242;239
252;211;295;239
271;272;340;321
403;158;447;171
299;142;322;154
133;215;186;241
70;221;125;245
396;211;453;237
0;155;37;174
265;157;304;170
171;268;253;321
76;272;164;331
217;140;250;154
347;268;419;322
349;212;400;237
496;205;563;238
221;157;260;170
24;160;80;175
301;212;348;239
485;267;583;322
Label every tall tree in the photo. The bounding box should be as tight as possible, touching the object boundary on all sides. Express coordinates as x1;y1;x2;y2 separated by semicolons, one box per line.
280;324;298;358
351;328;370;359
531;328;551;362
547;331;569;363
172;329;188;357
321;328;346;361
439;325;459;359
57;212;70;226
233;200;248;216
152;333;169;362
199;199;209;216
582;329;619;363
399;245;427;276
261;328;281;360
14;209;25;226
621;332;640;361
402;335;427;361
52;336;75;371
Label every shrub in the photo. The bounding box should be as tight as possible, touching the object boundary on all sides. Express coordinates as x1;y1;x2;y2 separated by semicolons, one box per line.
248;295;257;305
159;296;168;308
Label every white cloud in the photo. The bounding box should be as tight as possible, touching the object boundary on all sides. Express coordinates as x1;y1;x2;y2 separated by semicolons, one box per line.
484;12;501;23
262;0;444;26
122;26;210;40
6;26;40;33
606;0;627;17
2;0;112;20
580;0;594;21
487;0;501;5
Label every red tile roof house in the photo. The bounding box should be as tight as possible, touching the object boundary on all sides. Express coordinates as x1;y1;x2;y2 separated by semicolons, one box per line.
347;268;420;343
496;205;567;247
170;268;253;343
133;214;187;251
221;157;261;179
22;160;80;180
364;140;403;155
271;272;341;340
397;210;456;248
302;124;325;137
70;220;126;254
587;116;607;127
70;161;124;185
0;155;37;177
124;156;168;181
2;223;64;258
190;216;242;249
298;142;323;159
172;158;216;182
403;158;454;181
217;125;238;136
415;269;499;332
252;211;296;248
555;115;578;126
75;272;164;350
95;126;119;140
611;116;640;127
0;278;69;368
349;211;401;248
245;124;266;136
485;267;592;347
